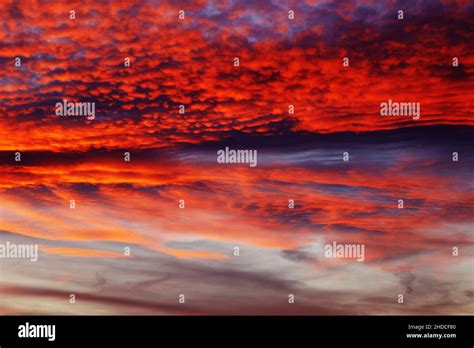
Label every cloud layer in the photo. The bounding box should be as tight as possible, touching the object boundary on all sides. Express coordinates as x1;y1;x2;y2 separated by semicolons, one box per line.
0;0;473;314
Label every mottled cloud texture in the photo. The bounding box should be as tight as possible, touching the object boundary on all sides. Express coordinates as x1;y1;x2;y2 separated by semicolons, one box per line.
0;0;473;314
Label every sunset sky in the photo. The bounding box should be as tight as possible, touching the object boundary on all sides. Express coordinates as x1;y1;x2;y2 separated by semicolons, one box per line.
0;0;473;315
